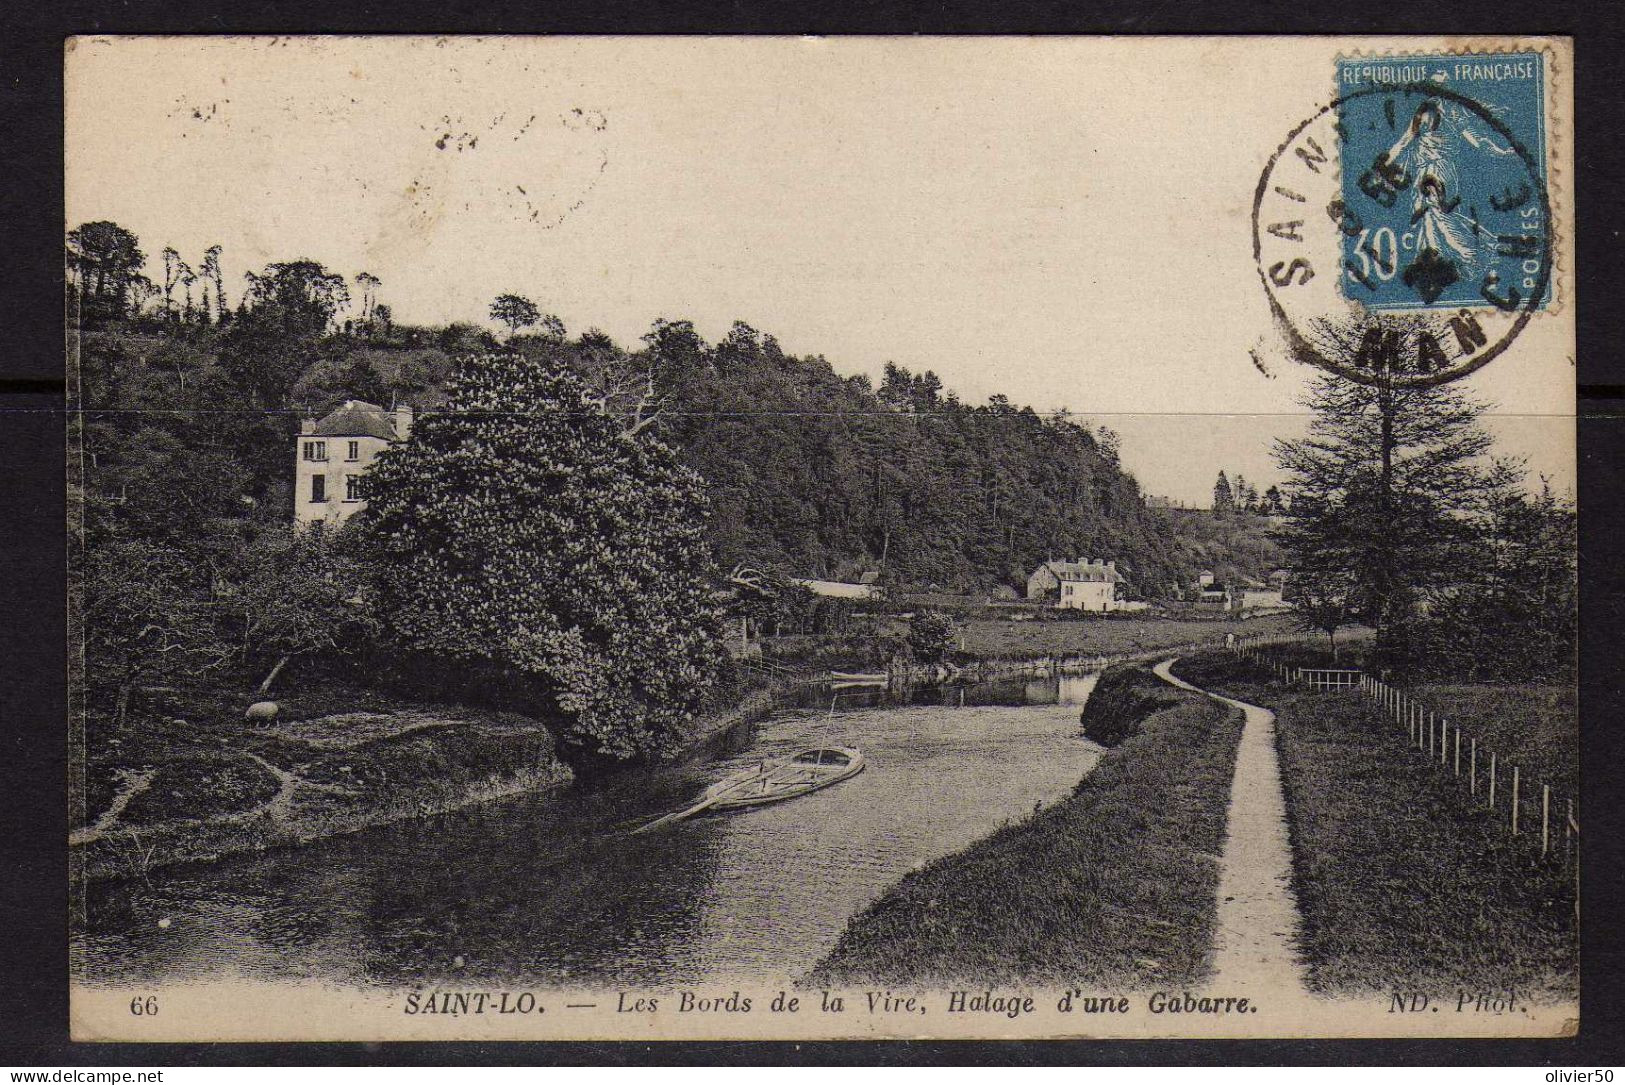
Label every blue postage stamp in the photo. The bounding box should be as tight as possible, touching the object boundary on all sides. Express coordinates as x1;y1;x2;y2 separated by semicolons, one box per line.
1335;52;1550;312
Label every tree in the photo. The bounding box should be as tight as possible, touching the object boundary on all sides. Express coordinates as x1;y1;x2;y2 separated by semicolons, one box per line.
908;610;957;664
1273;373;1518;666
1413;482;1576;680
1288;562;1357;659
355;272;381;327
161;247;184;321
359;352;729;760
82;539;230;727
1213;470;1235;516
489;293;540;336
230;528;381;693
243;259;350;336
1261;484;1286;516
199;245;226;324
65;221;148;323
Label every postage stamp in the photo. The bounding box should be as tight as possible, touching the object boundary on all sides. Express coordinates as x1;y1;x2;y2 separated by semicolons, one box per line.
1335;52;1551;313
64;36;1575;1044
1252;47;1558;387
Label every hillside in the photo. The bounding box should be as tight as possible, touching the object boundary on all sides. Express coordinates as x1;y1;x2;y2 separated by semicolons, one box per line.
1156;507;1287;589
77;315;1217;599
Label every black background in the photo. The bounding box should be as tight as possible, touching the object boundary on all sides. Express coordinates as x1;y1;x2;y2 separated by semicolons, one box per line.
3;1;1622;1067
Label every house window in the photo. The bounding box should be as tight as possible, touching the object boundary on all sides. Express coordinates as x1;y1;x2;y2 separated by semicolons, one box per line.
310;475;326;502
346;440;360;461
303;440;327;462
344;474;362;502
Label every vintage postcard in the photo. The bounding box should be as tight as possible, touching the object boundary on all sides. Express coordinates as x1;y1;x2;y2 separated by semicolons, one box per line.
66;36;1577;1041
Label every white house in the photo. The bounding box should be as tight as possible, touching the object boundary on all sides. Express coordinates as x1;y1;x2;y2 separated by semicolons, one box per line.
294;400;413;529
1025;558;1123;612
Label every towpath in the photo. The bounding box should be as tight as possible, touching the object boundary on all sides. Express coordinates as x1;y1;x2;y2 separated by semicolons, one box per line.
1153;658;1310;999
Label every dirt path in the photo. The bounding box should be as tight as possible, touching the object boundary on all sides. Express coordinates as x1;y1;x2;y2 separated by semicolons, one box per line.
69;768;157;846
1154;658;1310;998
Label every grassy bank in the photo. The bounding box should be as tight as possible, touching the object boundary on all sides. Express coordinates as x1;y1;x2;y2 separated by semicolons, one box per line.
1170;653;1577;999
74;669;573;881
810;665;1242;987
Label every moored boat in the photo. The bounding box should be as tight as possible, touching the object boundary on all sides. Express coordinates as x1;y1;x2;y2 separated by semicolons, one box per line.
708;747;865;809
828;671;888;684
630;747;865;833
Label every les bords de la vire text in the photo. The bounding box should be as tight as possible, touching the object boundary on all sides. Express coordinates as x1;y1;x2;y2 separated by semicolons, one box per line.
398;987;1527;1020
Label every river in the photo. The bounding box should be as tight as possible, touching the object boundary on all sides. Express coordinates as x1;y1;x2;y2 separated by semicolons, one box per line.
73;672;1104;988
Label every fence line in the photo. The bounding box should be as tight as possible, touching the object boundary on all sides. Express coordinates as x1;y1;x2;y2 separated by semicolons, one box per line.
1229;633;1577;875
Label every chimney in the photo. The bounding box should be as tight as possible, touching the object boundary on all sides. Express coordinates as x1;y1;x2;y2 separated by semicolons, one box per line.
1106;560;1116;571
394;403;414;440
299;418;315;434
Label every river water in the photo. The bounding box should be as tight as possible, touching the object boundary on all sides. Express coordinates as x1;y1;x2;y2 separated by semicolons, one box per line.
74;672;1103;988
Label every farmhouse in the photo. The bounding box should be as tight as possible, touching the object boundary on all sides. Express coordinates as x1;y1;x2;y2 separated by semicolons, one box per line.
1025;558;1123;612
294;400;413;528
1226;575;1293;614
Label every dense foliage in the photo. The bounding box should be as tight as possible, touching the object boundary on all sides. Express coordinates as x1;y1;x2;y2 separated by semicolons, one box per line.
359;353;730;759
65;218;1328;748
1274;374;1575;679
643;322;1185;597
906;611;958;665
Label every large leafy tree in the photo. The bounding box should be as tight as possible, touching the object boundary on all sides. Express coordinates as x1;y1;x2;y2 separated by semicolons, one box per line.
66;221;149;323
1273;373;1518;666
360;352;728;760
242;259;350;337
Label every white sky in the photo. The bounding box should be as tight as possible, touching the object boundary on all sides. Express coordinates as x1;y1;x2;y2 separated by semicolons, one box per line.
65;36;1575;506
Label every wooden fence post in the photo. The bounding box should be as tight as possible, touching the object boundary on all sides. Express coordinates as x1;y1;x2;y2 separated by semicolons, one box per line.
1566;798;1576;867
1511;765;1520;834
1470;737;1477;794
1489;751;1497;809
1453;726;1460;776
1542;785;1550;858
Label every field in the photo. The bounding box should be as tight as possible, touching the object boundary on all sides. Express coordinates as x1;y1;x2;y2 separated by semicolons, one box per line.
1170;653;1577;999
1242;640;1575;798
958;612;1298;660
1410;683;1576;799
811;666;1243;987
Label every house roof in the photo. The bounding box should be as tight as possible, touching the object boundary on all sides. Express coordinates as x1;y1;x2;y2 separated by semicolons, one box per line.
312;400;400;441
1041;560;1122;583
792;578;882;600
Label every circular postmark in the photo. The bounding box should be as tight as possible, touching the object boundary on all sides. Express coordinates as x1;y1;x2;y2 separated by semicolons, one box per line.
1253;81;1552;387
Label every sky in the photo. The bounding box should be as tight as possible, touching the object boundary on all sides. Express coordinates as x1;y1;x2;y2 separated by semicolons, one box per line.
65;36;1575;506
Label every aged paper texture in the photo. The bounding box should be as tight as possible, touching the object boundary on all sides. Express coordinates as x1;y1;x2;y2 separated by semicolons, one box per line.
66;35;1576;1041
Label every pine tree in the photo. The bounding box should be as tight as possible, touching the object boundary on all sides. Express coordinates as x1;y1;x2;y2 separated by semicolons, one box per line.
1212;471;1235;515
360;352;728;760
1273;373;1518;666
